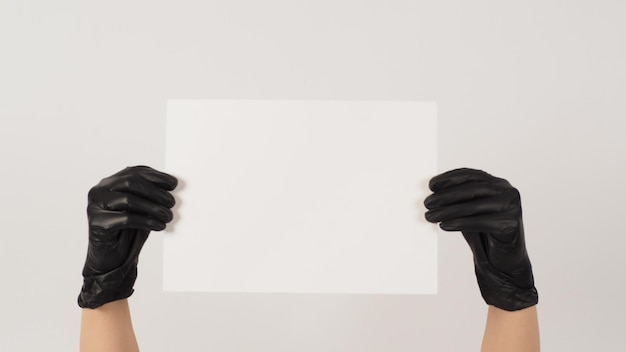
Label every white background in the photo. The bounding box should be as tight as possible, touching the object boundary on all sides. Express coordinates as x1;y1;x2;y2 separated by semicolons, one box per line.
1;1;625;350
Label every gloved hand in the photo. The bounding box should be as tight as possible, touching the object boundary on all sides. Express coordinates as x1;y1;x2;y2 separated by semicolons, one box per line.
424;168;538;311
78;166;178;309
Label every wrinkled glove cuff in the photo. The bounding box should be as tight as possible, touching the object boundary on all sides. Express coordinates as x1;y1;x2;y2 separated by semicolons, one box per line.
78;263;137;309
474;265;539;311
479;283;539;311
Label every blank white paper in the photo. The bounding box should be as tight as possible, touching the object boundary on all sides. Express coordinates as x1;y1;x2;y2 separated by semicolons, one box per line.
163;99;438;294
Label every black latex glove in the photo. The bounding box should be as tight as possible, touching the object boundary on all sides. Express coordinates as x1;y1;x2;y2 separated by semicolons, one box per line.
424;168;538;311
78;166;178;309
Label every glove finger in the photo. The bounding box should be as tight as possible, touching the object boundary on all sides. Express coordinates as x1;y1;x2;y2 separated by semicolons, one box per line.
129;166;178;191
428;168;501;192
425;189;519;223
424;181;505;209
109;176;176;208
89;211;166;233
105;192;174;223
89;188;174;223
439;212;520;234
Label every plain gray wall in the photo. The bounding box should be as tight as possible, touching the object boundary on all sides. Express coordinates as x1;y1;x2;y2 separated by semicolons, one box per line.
1;0;624;350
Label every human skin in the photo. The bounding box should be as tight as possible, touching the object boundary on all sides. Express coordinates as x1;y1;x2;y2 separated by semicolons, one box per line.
482;305;540;352
79;301;540;351
80;299;139;352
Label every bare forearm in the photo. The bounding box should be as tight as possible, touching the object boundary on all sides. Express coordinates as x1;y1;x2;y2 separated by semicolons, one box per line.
481;305;540;352
80;299;139;352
